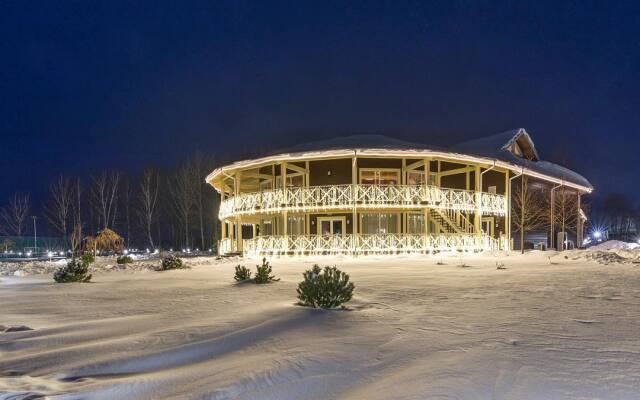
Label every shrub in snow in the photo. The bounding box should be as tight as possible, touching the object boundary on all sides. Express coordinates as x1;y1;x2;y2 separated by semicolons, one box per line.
80;252;95;265
160;255;185;270
117;255;133;264
254;258;279;284
234;265;252;281
54;258;92;283
297;265;354;309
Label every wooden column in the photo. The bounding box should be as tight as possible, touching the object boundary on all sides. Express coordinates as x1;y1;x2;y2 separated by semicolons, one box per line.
305;160;310;235
424;158;430;236
505;170;511;250
281;162;288;251
401;158;406;234
474;165;482;235
235;172;243;253
352;155;358;240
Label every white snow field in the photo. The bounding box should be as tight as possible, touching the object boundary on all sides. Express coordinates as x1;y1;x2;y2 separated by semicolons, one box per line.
2;250;640;399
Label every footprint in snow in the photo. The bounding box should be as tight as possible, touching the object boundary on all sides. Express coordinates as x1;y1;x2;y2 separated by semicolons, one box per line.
572;319;602;324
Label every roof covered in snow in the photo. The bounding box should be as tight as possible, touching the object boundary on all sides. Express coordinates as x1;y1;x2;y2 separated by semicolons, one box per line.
210;129;592;191
269;134;445;155
450;128;591;189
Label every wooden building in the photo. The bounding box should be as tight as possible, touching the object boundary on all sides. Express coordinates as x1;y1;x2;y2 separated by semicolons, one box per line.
206;129;593;256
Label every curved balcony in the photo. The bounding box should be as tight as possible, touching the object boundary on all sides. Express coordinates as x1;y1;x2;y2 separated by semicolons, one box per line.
219;184;506;220
222;233;503;255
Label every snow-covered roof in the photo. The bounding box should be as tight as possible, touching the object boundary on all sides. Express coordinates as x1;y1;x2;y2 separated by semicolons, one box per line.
208;129;593;192
268;134;445;155
451;128;591;189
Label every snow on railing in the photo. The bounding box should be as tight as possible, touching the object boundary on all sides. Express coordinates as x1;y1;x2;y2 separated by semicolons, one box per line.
242;233;501;255
219;184;506;220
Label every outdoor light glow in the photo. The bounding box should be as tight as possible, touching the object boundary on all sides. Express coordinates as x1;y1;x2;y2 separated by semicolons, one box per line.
124;249;129;255
593;230;602;239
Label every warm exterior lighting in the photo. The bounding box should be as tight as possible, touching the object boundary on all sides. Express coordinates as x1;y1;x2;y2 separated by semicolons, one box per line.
210;131;591;256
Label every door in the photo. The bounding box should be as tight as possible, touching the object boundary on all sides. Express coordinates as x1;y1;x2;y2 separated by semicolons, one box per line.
317;217;346;236
481;217;495;236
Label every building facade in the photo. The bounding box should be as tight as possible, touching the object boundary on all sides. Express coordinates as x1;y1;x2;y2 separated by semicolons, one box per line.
207;129;593;256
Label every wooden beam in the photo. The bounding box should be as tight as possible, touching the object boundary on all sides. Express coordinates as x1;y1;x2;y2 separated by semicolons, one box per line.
403;160;424;172
283;162;308;174
438;166;475;177
239;172;273;180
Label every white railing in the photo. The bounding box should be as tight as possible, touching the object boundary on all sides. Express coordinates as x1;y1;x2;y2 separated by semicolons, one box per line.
219;185;506;219
218;238;236;254
242;233;501;256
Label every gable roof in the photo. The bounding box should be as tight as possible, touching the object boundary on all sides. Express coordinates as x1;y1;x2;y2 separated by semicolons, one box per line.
452;128;540;161
451;128;591;189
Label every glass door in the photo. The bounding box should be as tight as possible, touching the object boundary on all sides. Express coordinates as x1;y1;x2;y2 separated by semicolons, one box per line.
317;217;346;236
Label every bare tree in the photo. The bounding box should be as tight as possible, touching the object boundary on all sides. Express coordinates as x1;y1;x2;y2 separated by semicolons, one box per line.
511;176;547;253
44;176;73;241
137;168;160;249
70;179;83;256
169;161;197;248
121;178;131;247
91;171;121;230
0;193;30;237
551;186;580;247
190;153;217;250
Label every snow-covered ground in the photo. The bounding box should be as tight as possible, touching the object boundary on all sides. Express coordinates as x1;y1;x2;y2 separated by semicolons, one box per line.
2;250;640;399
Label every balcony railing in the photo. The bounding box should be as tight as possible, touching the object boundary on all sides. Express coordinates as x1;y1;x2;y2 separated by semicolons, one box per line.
235;233;503;255
219;184;506;219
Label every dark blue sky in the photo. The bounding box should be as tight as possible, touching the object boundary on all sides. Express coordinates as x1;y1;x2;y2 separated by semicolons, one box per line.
1;1;639;206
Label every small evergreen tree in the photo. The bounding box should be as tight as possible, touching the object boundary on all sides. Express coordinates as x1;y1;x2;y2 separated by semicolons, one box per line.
160;254;186;270
297;265;354;309
234;265;252;281
254;258;279;284
80;252;95;264
54;258;92;283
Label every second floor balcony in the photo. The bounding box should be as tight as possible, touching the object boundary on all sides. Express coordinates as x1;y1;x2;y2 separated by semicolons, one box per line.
219;184;507;220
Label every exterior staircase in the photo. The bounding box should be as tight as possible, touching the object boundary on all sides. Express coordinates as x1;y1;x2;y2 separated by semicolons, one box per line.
430;208;475;234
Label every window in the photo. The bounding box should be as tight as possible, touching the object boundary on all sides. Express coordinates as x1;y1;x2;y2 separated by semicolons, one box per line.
260;180;273;191
317;217;345;236
360;213;399;234
407;213;424;234
360;169;400;185
287;215;305;235
275;174;304;188
261;219;273;236
407;171;425;186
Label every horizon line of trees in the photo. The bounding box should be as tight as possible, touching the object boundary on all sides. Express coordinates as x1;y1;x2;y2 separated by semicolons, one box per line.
0;153;220;253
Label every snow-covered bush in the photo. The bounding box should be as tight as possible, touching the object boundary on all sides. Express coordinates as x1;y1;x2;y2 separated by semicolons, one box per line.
80;252;95;265
117;255;133;264
297;265;354;309
254;258;279;284
234;265;252;281
160;255;185;270
54;258;92;283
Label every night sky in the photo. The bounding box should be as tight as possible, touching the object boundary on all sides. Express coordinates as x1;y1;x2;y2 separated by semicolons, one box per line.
2;1;639;207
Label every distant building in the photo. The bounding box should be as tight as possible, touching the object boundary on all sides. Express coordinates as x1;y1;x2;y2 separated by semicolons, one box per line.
207;129;592;255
